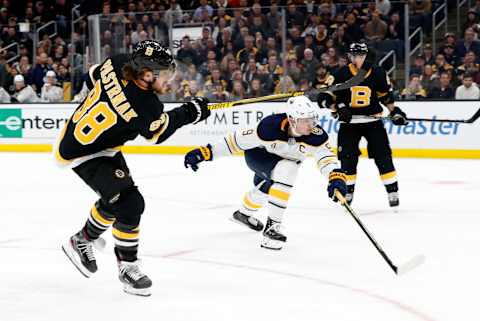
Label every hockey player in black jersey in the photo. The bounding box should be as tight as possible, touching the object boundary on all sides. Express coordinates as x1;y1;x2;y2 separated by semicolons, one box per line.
317;43;407;209
57;40;210;296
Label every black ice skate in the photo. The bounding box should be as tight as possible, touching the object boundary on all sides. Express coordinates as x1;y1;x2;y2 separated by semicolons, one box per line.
62;230;97;278
388;192;400;210
118;260;152;297
231;210;264;231
261;218;287;250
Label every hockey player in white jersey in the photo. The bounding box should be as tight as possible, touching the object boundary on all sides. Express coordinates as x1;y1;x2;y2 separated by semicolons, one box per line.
184;96;347;250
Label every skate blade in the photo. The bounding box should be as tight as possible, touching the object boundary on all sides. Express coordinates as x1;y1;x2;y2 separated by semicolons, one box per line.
260;237;284;250
229;216;263;232
62;242;92;278
123;284;151;297
396;254;426;276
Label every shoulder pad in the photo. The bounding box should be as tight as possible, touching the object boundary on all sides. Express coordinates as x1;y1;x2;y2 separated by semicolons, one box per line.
299;126;329;146
256;114;288;142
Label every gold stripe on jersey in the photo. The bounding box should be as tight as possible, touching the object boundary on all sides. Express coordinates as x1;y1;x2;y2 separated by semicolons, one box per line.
226;133;241;153
269;188;290;202
376;91;388;97
91;206;115;226
149;113;170;142
112;227;139;240
348;64;372;78
100;59;138;122
88;64;100;84
243;194;262;209
380;171;396;181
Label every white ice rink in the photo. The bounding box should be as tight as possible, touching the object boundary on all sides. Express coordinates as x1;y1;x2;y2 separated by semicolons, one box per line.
0;152;479;321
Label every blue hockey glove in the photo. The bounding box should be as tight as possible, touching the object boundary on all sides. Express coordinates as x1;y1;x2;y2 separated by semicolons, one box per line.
184;144;213;172
327;169;347;202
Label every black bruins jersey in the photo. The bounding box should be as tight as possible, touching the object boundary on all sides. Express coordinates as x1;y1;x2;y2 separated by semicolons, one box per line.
57;54;172;163
331;64;393;116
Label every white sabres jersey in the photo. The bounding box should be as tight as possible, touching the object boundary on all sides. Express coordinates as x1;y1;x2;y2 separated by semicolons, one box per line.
210;113;340;178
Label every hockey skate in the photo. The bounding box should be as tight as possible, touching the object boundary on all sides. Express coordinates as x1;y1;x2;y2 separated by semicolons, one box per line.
261;218;287;250
118;260;152;297
62;231;98;278
231;211;264;231
388;192;400;211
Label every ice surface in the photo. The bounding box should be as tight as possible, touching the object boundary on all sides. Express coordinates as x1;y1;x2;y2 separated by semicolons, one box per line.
0;153;479;321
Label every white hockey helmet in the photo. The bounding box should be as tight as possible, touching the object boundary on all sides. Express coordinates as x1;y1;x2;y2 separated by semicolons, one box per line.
286;95;319;135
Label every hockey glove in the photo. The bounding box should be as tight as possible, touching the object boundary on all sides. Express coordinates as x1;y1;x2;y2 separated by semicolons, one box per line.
390;106;408;126
317;92;335;109
336;106;352;123
186;97;211;124
327;169;347;202
184;144;213;172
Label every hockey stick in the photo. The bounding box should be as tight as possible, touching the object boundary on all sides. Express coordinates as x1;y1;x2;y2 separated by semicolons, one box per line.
334;190;425;275
208;69;367;111
352;107;480;123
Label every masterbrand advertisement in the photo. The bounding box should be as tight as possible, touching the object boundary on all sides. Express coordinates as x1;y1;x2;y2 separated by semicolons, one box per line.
0;101;478;158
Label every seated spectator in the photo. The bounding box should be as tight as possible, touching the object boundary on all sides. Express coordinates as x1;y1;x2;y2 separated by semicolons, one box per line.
193;0;213;22
365;10;387;42
247;77;266;98
410;55;426;76
301;48;319;83
376;0;392;17
408;0;432;34
206;82;230;102
0;85;10;103
231;80;246;100
274;75;296;94
428;72;455;99
401;74;427;100
236;35;258;66
432;54;454;77
456;28;480;59
345;12;364;43
455;72;480;100
177;36;200;66
462;9;480;36
285;54;302;84
420;64;437;95
457;51;480;80
11;75;40;103
440;44;460;67
204;68;227;92
29;52;51;94
422;43;435;65
41;70;63;102
311;64;334;90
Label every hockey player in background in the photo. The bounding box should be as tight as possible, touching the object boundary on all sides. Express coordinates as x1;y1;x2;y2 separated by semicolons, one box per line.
184;96;347;250
56;40;210;296
317;43;407;209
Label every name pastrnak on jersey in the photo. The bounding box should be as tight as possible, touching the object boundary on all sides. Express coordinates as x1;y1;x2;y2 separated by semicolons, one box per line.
210;113;340;177
56;54;168;165
331;64;394;123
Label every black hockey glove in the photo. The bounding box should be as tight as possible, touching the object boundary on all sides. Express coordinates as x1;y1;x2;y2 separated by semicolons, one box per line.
185;97;211;124
336;106;352;123
184;144;213;172
327;169;347;202
390;106;408;126
317;92;335;109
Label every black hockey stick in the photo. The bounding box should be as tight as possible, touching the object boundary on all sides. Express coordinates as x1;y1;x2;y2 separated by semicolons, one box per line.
353;107;480;123
334;191;425;275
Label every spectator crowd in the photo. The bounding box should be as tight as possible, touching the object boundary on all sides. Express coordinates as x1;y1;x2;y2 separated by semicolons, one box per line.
0;0;479;103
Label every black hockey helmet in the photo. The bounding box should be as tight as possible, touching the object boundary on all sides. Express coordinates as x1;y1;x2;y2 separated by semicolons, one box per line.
130;40;176;77
348;42;369;56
